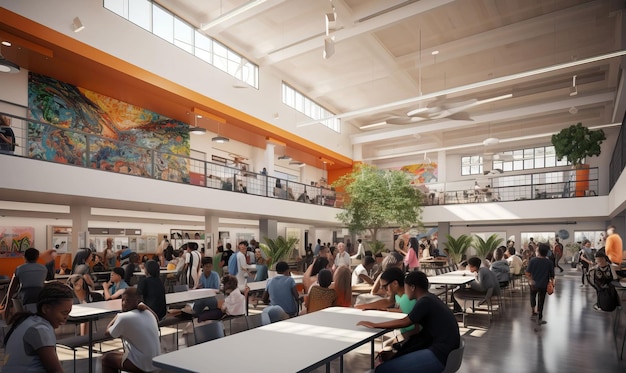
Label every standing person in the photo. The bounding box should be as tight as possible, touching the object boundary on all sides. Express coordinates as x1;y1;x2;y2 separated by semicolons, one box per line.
40;249;57;281
351;239;366;260
214;245;224;278
262;261;299;317
578;240;594;287
525;243;555;325
221;243;234;273
102;288;160;373
604;225;623;267
9;248;48;310
553;237;564;273
137;260;167;320
156;235;169;267
229;240;251;290
72;248;96;290
3;281;74;372
357;271;460;373
102;267;129;301
103;238;117;270
334;242;351;268
0;115;16;154
314;238;322;256
404;237;420;271
183;243;201;288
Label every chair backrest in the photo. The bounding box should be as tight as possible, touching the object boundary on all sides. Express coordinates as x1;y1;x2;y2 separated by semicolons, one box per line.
173;284;189;292
435;268;444;275
193;320;225;345
245;313;264;330
442;337;465;373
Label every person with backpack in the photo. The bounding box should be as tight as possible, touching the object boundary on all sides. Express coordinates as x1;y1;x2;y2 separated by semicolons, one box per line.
578;240;594;287
589;251;619;312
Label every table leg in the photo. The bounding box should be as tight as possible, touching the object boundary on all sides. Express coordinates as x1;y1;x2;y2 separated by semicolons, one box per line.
326;362;330;373
88;319;93;373
339;355;343;373
370;340;375;368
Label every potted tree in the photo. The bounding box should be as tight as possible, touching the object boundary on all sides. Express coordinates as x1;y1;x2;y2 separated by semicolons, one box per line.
443;234;473;265
551;123;606;197
473;234;504;260
260;236;299;276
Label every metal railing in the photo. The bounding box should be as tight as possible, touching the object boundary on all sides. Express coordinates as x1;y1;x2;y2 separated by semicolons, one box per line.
0;110;600;209
0;111;343;207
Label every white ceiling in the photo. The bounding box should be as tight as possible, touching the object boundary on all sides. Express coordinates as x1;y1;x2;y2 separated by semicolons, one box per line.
156;0;625;164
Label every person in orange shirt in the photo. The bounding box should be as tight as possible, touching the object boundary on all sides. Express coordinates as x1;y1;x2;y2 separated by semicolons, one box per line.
604;225;623;267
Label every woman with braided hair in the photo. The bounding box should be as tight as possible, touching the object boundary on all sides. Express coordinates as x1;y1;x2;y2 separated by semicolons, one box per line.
3;281;74;372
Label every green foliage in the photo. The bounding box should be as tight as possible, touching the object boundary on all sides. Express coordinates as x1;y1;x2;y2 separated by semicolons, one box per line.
260;235;299;270
333;163;423;241
551;122;606;166
443;234;473;264
473;234;504;259
367;240;387;256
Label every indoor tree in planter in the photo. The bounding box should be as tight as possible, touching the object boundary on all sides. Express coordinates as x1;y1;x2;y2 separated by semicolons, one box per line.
260;235;299;271
551;122;606;196
473;234;503;260
443;234;473;264
333;163;423;250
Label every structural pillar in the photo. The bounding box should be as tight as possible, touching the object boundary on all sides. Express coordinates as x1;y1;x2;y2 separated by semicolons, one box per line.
70;205;90;254
260;219;278;240
265;143;275;176
205;214;219;257
437;221;450;253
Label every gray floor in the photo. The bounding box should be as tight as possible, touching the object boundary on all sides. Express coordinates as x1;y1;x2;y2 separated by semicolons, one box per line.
1;267;625;372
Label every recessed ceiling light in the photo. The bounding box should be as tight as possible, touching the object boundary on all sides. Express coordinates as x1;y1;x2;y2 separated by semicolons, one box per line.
1;41;11;47
431;50;439;55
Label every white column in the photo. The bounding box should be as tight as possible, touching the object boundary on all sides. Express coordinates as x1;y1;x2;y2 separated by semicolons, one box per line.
437;150;446;182
353;144;363;162
70;205;90;254
204;214;219;257
265;143;275;176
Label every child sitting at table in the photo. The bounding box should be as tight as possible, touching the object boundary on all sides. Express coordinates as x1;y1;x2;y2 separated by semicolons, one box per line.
191;275;247;322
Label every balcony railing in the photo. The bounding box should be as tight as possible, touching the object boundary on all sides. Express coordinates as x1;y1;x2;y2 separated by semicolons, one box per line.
0;112;343;208
0;110;599;209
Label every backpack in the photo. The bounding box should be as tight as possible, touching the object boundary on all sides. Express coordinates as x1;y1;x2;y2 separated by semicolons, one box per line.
228;253;238;275
597;283;618;312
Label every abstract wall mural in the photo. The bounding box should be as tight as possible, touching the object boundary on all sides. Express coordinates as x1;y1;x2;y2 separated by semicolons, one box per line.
27;73;190;183
0;226;35;257
400;162;438;184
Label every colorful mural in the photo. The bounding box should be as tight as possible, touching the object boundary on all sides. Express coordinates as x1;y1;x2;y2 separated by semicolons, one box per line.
27;73;190;183
0;226;35;257
400;162;438;184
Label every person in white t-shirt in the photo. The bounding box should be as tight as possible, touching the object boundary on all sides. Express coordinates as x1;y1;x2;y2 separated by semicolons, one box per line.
505;247;523;275
334;242;351;268
102;288;160;373
351;256;376;286
183;243;202;288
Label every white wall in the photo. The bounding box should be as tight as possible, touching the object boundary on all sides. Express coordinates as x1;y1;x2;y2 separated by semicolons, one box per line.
0;0;354;159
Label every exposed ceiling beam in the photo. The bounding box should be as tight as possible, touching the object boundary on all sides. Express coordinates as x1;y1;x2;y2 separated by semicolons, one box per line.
352;91;615;145
262;0;453;63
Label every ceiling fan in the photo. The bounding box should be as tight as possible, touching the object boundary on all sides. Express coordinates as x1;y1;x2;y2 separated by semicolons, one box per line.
386;93;512;125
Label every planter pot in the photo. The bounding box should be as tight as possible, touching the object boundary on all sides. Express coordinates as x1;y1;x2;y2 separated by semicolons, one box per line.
575;164;589;197
268;270;278;279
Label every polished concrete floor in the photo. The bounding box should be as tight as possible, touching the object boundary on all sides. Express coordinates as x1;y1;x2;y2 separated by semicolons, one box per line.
2;267;624;372
311;267;626;373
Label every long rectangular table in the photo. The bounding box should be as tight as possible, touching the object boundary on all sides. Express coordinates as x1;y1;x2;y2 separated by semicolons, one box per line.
428;274;475;304
153;307;406;373
68;299;122;373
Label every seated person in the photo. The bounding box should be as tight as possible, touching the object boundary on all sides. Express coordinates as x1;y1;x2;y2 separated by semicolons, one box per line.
137;260;167;320
355;252;404;306
453;257;500;313
91;254;107;272
351;256;376;286
3;282;74;372
192;275;246;321
10;248;48;309
357;271;460;372
305;269;337;313
330;266;353;307
0;115;16;154
303;256;331;293
56;262;71;275
589;252;619;311
253;248;268;282
102;267;129;301
102;288;160;373
504;247;523;275
195;257;220;290
489;247;510;286
263;261;299;317
356;267;418;339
